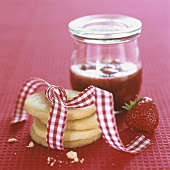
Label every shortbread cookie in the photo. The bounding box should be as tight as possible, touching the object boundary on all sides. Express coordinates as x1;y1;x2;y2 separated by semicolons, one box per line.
30;126;101;148
32;118;101;141
65;113;98;130
39;113;98;130
24;90;95;121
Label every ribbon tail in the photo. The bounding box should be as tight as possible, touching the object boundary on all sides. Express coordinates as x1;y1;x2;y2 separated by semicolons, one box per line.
125;135;151;153
11;77;49;123
94;87;150;154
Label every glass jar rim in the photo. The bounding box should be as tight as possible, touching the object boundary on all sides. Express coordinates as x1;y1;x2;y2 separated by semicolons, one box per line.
68;14;142;40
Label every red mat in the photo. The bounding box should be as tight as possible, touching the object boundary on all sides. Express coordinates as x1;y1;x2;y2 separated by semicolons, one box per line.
1;0;170;169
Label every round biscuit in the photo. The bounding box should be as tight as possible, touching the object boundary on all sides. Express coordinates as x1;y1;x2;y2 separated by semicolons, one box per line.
24;90;95;121
39;113;99;130
32;118;101;142
30;126;101;148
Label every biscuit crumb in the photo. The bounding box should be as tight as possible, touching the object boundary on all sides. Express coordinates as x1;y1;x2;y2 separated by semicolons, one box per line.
47;157;51;163
8;138;18;143
47;157;56;166
66;151;78;159
51;160;56;166
80;158;84;163
74;157;79;162
66;151;83;163
27;141;34;148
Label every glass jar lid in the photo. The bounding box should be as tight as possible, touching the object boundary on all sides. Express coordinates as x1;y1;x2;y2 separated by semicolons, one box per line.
69;14;142;41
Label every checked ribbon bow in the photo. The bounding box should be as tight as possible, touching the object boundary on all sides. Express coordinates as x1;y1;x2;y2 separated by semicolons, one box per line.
12;77;150;153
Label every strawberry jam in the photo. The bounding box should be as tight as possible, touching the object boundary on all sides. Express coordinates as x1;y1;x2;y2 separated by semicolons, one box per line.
70;61;142;111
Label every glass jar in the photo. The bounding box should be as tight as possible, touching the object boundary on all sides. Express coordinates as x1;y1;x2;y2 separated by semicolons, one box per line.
68;15;142;111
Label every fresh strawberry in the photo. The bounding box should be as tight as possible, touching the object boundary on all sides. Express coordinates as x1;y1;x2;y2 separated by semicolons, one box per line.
122;97;159;133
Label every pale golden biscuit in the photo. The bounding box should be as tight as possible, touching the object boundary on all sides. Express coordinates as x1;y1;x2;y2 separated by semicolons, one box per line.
39;113;99;130
24;90;95;121
65;113;98;130
32;118;101;141
30;126;101;148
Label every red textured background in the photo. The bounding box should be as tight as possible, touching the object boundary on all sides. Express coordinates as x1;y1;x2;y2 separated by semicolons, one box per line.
0;0;170;169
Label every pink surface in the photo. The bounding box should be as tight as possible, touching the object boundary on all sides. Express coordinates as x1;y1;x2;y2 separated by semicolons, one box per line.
0;0;170;169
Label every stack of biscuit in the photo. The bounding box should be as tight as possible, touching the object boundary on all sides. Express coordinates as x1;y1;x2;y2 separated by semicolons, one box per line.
24;89;101;148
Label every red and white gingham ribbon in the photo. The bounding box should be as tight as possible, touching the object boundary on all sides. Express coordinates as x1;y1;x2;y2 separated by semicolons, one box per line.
12;77;150;153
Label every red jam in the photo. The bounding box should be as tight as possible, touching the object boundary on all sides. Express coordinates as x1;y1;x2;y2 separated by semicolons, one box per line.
70;61;142;111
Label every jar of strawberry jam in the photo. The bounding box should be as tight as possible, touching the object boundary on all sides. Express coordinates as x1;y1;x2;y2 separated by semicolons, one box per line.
68;15;142;111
